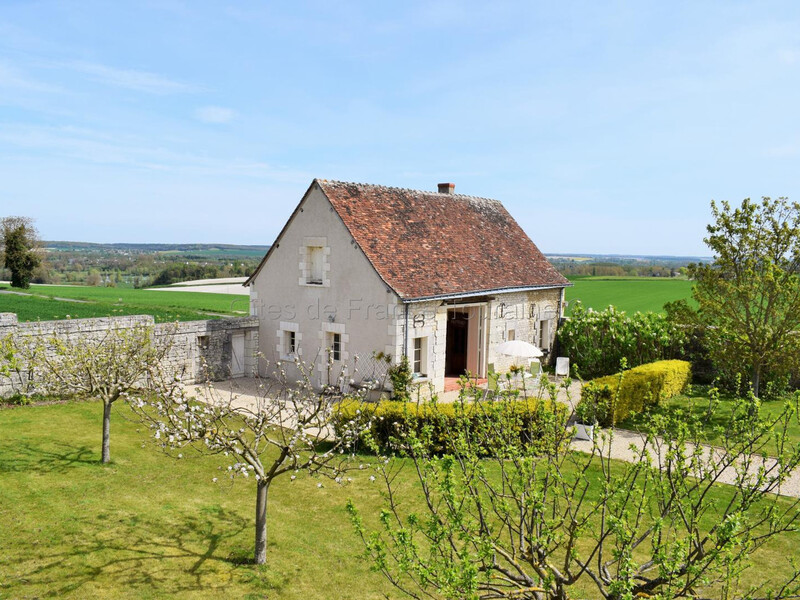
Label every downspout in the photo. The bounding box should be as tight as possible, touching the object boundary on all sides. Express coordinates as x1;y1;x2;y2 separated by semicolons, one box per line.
554;287;567;359
402;302;409;360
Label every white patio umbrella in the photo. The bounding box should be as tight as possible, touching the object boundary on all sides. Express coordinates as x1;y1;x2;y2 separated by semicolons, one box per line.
495;340;544;359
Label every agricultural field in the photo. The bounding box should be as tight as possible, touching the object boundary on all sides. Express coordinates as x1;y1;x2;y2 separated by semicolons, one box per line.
0;284;249;323
565;276;695;314
1;276;695;322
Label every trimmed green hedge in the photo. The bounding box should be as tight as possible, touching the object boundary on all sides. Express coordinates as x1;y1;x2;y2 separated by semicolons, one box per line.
333;397;568;456
581;359;691;426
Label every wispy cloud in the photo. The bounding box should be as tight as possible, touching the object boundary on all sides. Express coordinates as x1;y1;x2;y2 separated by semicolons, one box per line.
0;62;62;93
194;106;236;123
0;123;308;181
65;61;197;94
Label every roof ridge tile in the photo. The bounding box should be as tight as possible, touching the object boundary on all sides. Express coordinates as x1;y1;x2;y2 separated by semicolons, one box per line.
317;179;500;204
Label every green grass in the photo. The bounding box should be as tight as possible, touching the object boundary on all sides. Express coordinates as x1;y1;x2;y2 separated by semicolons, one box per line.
2;277;693;322
618;386;800;447
2;401;800;598
566;276;695;314
0;401;396;599
0;285;250;323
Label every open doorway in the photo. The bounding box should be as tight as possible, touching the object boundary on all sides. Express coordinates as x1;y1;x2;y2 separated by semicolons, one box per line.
443;305;488;391
445;311;469;376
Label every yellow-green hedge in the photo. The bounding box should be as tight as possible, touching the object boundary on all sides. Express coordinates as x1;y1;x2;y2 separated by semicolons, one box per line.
333;397;567;456
581;359;691;426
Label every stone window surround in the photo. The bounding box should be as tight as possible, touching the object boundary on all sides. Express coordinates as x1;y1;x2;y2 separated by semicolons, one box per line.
298;236;331;288
317;322;349;371
411;335;430;380
277;321;302;360
403;304;439;384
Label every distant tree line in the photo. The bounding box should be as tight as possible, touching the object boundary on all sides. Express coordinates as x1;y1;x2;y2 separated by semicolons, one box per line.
149;263;231;287
0;233;265;288
550;260;687;278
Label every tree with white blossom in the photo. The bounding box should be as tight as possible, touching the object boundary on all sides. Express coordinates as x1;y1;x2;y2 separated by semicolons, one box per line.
131;357;372;565
31;323;174;464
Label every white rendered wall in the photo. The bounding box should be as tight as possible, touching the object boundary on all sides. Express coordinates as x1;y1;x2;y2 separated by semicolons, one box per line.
249;183;401;386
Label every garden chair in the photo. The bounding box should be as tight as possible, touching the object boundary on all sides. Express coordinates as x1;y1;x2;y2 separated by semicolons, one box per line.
555;357;570;379
529;359;542;376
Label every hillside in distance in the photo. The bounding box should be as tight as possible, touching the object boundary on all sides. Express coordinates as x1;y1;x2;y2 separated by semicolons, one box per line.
547;252;713;264
45;241;270;257
15;242;271;288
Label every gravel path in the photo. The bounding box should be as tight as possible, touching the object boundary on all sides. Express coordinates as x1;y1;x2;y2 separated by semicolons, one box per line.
550;378;800;498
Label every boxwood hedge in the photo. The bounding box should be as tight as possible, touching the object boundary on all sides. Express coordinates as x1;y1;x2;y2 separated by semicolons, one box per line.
332;396;568;456
581;359;691;426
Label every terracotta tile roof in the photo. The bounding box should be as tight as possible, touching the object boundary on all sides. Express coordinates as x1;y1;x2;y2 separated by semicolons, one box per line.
317;179;570;300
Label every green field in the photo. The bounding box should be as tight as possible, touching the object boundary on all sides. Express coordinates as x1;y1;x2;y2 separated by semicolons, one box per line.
1;277;694;322
0;285;249;323
565;276;695;314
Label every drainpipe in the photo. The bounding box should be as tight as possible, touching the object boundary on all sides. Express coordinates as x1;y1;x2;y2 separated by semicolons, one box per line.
402;302;409;360
554;287;566;359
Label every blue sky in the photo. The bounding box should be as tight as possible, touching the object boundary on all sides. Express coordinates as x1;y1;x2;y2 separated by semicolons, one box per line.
1;1;799;256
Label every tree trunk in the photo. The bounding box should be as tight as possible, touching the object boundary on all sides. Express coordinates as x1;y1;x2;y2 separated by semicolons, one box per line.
101;401;112;464
752;365;761;398
255;480;268;564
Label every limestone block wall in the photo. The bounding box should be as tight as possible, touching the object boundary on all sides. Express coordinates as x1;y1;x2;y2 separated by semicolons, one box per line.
487;289;563;373
388;287;566;393
390;300;448;393
0;313;259;398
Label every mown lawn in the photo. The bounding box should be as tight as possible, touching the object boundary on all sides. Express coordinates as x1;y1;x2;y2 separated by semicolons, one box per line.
0;285;249;323
2;400;799;599
0;401;397;600
617;385;800;447
566;276;695;314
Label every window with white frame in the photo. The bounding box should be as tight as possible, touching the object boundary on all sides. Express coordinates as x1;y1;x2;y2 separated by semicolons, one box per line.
412;336;428;377
319;322;347;372
327;331;341;361
277;322;300;360
286;331;296;355
507;329;516;341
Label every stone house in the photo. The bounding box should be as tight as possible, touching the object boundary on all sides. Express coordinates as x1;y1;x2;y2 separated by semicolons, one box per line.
245;179;571;393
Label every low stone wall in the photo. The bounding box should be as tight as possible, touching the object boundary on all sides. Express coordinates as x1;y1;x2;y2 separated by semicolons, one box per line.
0;313;259;398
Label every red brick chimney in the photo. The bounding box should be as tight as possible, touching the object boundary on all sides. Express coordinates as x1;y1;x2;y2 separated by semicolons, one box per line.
437;182;455;194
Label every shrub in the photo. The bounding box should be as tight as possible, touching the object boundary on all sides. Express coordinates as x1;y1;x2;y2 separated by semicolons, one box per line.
582;359;691;425
333;396;568;456
558;303;687;379
386;355;412;401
